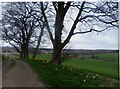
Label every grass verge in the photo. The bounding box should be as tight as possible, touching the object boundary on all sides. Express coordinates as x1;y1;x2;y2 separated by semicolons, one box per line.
25;59;118;87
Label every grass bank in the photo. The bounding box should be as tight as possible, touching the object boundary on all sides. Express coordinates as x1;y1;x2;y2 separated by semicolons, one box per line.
28;53;118;79
25;59;118;87
62;59;118;79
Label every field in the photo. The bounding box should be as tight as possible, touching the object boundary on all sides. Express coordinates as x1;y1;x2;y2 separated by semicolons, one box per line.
63;53;119;79
63;59;118;79
30;52;118;79
96;53;118;63
78;53;118;63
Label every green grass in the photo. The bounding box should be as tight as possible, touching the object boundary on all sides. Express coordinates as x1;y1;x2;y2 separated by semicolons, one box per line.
77;52;118;63
27;52;118;79
25;59;118;87
96;53;119;63
29;54;51;62
35;54;51;61
24;52;119;87
62;59;118;79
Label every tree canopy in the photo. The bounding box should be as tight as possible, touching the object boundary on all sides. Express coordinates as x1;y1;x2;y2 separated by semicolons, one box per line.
40;1;118;64
1;1;118;63
1;2;44;59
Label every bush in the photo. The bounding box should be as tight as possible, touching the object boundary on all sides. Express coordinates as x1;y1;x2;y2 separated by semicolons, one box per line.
2;53;16;61
2;54;9;61
91;55;98;59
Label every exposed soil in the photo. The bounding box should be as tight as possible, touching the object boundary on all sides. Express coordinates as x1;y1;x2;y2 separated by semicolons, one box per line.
2;60;46;87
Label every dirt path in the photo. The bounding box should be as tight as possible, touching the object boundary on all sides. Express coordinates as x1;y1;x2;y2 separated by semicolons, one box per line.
2;60;46;87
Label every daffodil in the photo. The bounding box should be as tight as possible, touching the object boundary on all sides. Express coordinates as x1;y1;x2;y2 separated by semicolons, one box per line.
70;68;73;71
96;74;98;76
55;68;58;71
83;79;86;82
93;76;96;79
68;67;70;69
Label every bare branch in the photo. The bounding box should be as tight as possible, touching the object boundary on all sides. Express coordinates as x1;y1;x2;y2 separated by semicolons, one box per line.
40;2;54;44
73;26;111;35
53;2;58;12
63;1;86;47
63;2;71;15
79;15;118;27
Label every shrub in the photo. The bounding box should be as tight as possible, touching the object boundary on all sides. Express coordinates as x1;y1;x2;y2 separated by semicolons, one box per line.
2;54;9;61
91;55;98;59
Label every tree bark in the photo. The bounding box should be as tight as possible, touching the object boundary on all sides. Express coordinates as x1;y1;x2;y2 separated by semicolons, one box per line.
50;3;67;64
19;44;28;59
51;45;62;64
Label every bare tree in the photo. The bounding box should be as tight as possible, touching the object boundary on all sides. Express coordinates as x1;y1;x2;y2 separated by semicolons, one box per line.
32;23;44;60
40;1;118;64
1;2;43;59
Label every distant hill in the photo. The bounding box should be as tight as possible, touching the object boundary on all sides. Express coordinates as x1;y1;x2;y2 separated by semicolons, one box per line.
1;46;118;55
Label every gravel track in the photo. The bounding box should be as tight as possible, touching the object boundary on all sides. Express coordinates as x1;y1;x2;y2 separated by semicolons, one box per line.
2;60;46;87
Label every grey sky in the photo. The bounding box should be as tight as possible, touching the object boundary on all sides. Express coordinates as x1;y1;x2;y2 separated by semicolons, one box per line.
69;29;118;49
2;29;118;50
63;1;119;50
0;1;119;50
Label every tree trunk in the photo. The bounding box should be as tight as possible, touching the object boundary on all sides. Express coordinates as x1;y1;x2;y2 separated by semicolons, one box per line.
32;28;44;60
51;45;62;64
24;47;28;59
51;8;64;64
32;48;37;60
41;2;68;64
19;44;28;59
24;44;29;59
20;52;23;59
20;50;28;59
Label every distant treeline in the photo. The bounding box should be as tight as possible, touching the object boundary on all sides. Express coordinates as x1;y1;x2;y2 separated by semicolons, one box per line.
1;46;118;55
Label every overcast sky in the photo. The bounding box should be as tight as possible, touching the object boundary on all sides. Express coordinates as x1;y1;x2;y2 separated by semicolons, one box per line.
0;1;119;50
69;29;118;50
